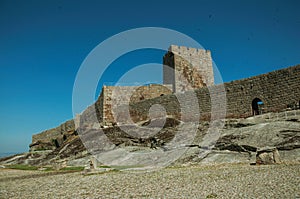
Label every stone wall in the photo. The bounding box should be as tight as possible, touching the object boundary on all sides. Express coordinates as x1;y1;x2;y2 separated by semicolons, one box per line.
78;92;103;127
102;84;173;125
32;120;74;144
30;119;75;151
127;65;300;122
224;65;300;118
163;45;214;93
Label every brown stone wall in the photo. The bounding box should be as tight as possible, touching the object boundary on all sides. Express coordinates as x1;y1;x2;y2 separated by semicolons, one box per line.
102;84;173;125
224;65;300;118
32;120;75;144
128;65;300;122
163;45;214;93
80;93;104;124
30;119;75;151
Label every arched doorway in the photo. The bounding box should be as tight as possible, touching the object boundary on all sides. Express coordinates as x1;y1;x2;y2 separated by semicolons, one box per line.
252;98;264;115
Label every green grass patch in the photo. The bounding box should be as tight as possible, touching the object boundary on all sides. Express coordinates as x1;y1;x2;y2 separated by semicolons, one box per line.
99;165;144;170
60;166;84;171
6;164;38;170
98;165;111;169
39;166;54;171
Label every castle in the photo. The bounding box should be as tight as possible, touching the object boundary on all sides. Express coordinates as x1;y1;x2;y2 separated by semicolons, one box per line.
96;45;215;126
30;45;300;151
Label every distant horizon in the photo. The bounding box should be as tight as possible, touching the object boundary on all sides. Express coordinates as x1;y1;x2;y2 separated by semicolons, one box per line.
0;152;23;158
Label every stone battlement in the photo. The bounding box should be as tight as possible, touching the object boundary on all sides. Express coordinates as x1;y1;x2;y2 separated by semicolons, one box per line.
168;45;211;56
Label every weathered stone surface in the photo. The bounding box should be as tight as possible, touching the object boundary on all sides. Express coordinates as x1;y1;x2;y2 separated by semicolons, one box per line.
173;111;300;165
102;84;173;125
256;147;281;165
29;140;55;151
164;45;214;92
127;65;300;123
2;110;300;167
30;119;76;152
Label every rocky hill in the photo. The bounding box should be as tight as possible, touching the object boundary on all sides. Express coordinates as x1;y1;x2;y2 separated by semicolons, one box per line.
1;110;299;168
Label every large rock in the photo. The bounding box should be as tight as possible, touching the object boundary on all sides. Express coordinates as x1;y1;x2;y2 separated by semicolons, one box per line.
256;147;281;165
182;111;300;165
212;111;300;159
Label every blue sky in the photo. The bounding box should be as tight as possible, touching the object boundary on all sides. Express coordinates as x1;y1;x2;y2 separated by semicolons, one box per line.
0;0;299;153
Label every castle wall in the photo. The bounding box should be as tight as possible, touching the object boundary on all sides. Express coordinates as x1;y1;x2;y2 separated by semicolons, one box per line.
79;92;104;126
102;84;173;125
29;65;300;151
224;65;300;118
32;119;75;144
127;65;300;122
163;45;214;93
30;119;75;151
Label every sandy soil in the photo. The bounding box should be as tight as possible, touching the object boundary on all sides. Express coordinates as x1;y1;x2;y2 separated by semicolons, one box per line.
0;163;299;199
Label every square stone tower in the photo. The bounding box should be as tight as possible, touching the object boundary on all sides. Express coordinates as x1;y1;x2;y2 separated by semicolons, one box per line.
163;45;214;93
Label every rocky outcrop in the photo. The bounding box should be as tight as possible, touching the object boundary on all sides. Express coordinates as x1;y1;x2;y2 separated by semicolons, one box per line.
256;147;281;165
2;110;300;167
190;111;300;165
173;111;300;165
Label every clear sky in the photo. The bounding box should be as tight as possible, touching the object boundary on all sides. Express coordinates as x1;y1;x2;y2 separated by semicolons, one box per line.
0;0;299;153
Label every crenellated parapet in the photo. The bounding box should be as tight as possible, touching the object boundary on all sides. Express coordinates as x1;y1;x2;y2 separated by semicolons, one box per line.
168;45;211;56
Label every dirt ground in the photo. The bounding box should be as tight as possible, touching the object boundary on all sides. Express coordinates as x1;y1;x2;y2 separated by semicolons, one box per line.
0;163;299;199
